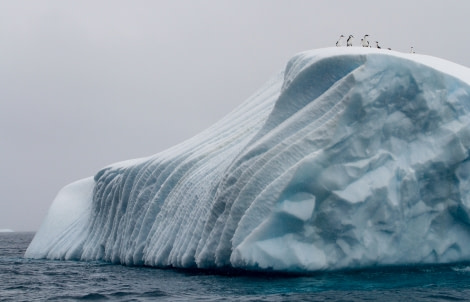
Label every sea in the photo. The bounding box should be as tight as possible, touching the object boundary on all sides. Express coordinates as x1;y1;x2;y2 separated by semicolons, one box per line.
2;233;470;301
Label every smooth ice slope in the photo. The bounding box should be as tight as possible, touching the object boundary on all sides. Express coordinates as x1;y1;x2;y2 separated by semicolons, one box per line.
26;48;470;272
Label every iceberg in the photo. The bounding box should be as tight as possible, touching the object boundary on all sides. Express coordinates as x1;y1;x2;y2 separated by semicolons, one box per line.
26;48;470;272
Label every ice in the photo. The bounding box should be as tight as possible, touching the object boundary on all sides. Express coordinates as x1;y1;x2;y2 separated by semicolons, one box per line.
25;48;470;272
25;177;94;259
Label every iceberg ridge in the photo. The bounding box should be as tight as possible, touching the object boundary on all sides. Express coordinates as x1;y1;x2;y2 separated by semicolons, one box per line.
26;48;470;272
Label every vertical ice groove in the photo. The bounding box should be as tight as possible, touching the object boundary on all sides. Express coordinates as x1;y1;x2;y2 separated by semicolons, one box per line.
213;70;360;265
197;57;363;266
231;100;348;257
228;91;353;254
140;73;281;267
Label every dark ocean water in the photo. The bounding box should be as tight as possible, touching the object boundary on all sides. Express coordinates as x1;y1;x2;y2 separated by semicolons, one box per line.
2;233;470;301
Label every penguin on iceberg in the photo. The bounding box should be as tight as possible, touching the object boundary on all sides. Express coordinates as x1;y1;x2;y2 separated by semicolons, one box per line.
361;34;370;47
336;35;344;47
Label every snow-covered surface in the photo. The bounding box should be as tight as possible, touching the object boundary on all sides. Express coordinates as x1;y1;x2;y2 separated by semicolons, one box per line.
0;229;14;233
26;48;470;272
26;177;94;259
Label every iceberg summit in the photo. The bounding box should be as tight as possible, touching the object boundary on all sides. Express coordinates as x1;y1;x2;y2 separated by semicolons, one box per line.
26;48;470;272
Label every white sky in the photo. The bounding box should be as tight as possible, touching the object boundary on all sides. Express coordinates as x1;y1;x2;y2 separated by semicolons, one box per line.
1;0;470;231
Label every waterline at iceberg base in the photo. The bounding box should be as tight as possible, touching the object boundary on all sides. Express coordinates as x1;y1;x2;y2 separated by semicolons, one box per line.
26;48;470;272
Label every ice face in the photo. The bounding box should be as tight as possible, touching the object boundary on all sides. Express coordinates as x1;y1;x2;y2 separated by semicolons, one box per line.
25;48;470;272
25;177;94;259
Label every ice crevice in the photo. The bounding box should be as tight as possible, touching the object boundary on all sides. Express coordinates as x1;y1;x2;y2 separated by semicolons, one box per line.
26;47;470;272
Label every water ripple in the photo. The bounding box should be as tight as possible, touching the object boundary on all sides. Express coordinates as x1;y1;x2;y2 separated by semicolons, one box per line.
3;233;470;301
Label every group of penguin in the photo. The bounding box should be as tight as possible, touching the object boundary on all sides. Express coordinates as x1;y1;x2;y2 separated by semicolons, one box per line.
336;34;415;53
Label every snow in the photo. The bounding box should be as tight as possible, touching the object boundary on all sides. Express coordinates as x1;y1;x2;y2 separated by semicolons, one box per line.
0;229;14;233
26;177;94;259
25;48;470;272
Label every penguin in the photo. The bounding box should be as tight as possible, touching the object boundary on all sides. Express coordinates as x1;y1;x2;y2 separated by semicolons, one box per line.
347;35;354;47
410;47;415;54
375;41;381;49
361;34;370;47
336;35;344;47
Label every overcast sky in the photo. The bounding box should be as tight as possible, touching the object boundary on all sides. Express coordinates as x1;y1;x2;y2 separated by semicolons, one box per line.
1;0;470;231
